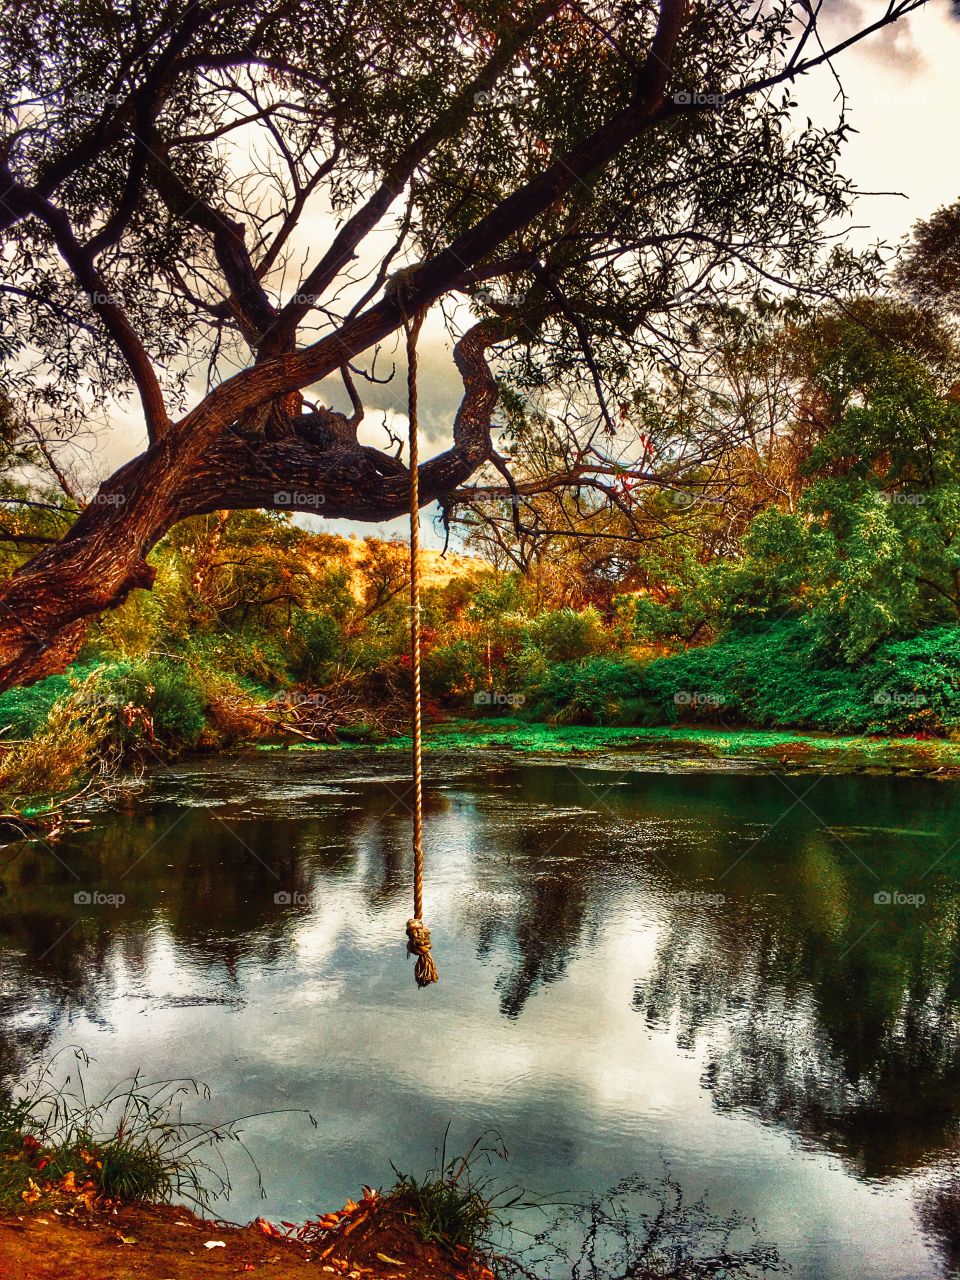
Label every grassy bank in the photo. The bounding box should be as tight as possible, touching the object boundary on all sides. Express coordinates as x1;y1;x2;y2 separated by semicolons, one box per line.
260;718;960;776
0;1062;499;1280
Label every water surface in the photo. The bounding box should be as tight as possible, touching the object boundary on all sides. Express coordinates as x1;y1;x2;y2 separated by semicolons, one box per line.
2;749;960;1278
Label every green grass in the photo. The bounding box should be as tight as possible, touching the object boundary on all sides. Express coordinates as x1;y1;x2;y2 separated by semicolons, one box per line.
259;718;960;772
390;1131;523;1254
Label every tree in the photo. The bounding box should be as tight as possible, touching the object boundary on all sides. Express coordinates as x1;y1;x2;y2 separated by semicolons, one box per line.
0;0;929;687
897;196;960;314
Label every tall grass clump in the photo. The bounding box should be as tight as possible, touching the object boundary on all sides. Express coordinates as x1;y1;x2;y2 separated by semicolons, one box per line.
390;1129;524;1254
0;1049;314;1211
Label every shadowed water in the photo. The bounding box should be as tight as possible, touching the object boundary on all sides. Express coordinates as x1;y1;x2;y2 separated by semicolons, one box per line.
2;749;960;1278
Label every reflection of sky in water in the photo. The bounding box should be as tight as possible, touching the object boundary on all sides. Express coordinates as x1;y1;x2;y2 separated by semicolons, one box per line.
3;753;959;1279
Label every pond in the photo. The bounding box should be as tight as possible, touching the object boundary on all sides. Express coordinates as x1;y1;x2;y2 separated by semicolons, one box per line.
2;747;960;1278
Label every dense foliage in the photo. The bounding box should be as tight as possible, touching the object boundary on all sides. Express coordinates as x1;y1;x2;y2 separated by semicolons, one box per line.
3;197;960;796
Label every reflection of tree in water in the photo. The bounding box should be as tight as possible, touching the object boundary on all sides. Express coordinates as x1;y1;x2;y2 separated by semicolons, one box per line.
6;757;960;1201
0;787;380;1078
467;773;622;1017
492;871;591;1019
502;1168;787;1279
0;764;464;1073
917;1171;960;1278
633;868;960;1178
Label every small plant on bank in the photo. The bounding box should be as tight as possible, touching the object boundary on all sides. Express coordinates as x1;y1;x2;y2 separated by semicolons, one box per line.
0;1048;314;1213
390;1128;525;1254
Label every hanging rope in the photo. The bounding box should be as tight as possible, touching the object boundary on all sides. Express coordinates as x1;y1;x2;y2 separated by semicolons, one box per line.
403;306;439;988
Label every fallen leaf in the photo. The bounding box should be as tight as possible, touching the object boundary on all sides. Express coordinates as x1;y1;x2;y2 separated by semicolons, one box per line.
21;1179;40;1205
204;1240;227;1249
376;1253;405;1266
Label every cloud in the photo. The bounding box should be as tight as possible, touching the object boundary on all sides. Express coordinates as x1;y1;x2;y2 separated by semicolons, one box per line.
819;0;927;74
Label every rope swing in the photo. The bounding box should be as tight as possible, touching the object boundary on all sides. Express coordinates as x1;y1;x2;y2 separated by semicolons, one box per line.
403;307;439;989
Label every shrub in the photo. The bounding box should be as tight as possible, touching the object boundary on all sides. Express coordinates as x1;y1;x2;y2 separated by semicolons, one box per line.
424;636;487;701
292;612;342;681
0;675;118;809
390;1132;520;1254
101;658;206;749
0;1053;288;1212
861;627;960;733
533;655;649;725
524;606;609;663
531;622;960;735
0;664;100;738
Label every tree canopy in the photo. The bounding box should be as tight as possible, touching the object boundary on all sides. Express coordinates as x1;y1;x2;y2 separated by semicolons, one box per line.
0;0;930;686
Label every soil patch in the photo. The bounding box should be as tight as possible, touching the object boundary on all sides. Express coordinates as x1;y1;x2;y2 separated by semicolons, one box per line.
0;1199;488;1280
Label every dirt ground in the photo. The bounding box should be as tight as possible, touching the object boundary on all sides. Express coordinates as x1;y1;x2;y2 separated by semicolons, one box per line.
0;1200;484;1280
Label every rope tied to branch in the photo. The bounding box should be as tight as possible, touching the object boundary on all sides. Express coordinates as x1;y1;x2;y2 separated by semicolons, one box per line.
403;304;438;989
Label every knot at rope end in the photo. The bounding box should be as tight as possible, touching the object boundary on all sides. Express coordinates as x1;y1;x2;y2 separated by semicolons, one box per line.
406;917;439;988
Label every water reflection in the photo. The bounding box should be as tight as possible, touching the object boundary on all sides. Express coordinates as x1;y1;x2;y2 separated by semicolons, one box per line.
0;752;958;1276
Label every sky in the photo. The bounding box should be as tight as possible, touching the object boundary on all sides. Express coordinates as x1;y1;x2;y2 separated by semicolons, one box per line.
84;1;960;549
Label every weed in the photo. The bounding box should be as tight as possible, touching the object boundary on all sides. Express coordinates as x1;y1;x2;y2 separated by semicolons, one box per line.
390;1128;525;1254
0;1048;316;1212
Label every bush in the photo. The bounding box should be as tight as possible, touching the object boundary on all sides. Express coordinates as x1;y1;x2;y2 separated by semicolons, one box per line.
0;1054;277;1212
533;656;649;725
424;636;487;701
292;612;342;682
0;675;118;810
524;606;609;663
531;621;960;735
101;658;206;749
861;627;960;733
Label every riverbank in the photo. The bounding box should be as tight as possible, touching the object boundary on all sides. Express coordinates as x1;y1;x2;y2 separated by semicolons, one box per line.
260;718;960;778
0;1197;488;1279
